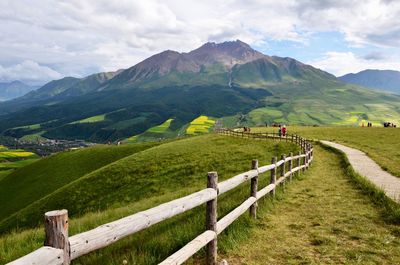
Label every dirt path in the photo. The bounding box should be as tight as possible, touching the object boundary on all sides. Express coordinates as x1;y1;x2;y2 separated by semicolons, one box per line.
321;140;400;202
222;145;400;264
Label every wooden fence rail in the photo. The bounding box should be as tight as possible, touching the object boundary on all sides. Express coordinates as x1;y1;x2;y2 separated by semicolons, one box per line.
7;129;313;265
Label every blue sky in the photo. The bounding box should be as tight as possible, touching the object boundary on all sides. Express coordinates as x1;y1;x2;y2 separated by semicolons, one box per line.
1;0;400;85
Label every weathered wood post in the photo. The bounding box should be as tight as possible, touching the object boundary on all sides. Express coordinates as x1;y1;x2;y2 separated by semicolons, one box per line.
280;154;286;190
289;152;293;182
250;159;258;218
298;151;302;176
304;147;308;170
206;172;218;265
271;156;277;198
44;209;70;265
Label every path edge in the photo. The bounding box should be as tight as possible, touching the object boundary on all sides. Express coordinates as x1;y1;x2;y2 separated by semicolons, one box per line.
318;141;400;224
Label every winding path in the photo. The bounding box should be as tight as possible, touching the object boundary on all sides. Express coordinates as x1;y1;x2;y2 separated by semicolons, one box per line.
321;140;400;202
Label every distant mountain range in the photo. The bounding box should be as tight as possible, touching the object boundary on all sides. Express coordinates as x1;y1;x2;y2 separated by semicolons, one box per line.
0;81;37;101
0;40;399;143
339;69;400;94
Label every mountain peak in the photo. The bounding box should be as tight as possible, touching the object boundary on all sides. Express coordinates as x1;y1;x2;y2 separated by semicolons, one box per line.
187;39;265;66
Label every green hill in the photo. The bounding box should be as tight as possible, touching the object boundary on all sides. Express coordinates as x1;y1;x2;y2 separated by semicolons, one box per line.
0;133;300;264
0;142;159;224
0;134;298;234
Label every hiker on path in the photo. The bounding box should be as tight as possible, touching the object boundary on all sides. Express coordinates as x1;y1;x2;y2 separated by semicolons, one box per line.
282;125;287;137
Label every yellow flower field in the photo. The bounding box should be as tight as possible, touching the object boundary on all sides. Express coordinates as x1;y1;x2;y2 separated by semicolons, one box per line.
186;115;216;135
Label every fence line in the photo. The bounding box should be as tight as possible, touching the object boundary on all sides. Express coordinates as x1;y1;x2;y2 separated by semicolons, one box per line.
7;129;314;265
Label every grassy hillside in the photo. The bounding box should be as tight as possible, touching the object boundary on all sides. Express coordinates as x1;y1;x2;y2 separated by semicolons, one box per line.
252;126;400;178
0;142;159;223
0;134;299;264
0;145;38;182
222;145;400;264
228;81;400;127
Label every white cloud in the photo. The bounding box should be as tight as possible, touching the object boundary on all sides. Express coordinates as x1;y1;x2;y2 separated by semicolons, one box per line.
308;51;400;76
1;0;400;82
0;61;63;84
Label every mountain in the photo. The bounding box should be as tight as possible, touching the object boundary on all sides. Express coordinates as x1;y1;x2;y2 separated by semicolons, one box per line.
339;69;400;94
0;40;399;143
0;70;123;115
0;81;37;101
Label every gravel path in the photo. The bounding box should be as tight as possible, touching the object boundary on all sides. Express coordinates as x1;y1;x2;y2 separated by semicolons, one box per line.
321;140;400;202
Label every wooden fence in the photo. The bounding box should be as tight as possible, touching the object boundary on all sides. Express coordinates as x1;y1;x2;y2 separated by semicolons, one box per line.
7;129;313;265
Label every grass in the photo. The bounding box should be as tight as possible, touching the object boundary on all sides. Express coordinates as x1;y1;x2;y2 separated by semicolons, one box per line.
222;144;400;264
147;118;174;133
19;131;47;142
70;114;106;124
123;118;176;143
0;142;160;225
0;134;299;264
0;145;39;184
252;126;400;178
0;159;39;171
186;115;216;134
12;124;41;130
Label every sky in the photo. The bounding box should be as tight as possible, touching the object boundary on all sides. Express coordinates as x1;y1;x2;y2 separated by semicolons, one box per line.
1;0;400;85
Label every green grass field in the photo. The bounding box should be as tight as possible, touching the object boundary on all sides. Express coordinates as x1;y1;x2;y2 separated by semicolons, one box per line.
1;129;399;264
19;131;47;142
0;134;299;264
0;146;39;183
123;118;176;143
222;145;400;264
252;126;400;178
147;118;174;133
0;142;160;225
70;114;106;124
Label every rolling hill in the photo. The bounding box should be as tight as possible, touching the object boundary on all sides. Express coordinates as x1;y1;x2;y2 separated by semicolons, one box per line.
0;142;160;228
0;40;400;142
0;134;298;234
0;134;300;265
339;69;400;95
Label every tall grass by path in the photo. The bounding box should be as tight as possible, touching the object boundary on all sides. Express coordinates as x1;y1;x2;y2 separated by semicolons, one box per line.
0;135;299;264
253;126;400;178
222;144;400;264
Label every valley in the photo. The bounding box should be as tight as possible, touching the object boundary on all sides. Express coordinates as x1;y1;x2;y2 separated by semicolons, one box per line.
0;41;399;144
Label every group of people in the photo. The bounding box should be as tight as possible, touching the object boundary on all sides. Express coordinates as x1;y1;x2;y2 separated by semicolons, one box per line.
384;122;397;128
363;122;373;127
243;126;251;132
278;124;287;137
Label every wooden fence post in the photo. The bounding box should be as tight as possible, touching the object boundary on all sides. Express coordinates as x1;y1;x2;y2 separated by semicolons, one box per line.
271;157;277;198
298;151;301;176
280;154;286;190
206;172;218;265
303;149;308;171
44;209;70;265
250;159;258;218
289;152;293;182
